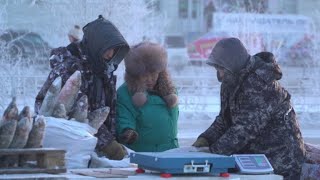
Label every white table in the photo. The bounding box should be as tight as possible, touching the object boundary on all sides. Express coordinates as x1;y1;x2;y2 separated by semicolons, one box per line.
0;168;283;180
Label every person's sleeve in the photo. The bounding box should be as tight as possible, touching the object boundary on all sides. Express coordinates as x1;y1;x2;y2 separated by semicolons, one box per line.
104;75;117;136
116;92;137;137
209;87;272;155
199;114;229;145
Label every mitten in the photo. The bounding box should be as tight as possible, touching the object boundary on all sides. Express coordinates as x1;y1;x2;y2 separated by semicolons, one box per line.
120;128;139;144
192;137;209;147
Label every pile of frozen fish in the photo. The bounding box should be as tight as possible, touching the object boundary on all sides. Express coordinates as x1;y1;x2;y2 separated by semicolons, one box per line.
39;71;109;130
0;97;45;167
0;98;45;150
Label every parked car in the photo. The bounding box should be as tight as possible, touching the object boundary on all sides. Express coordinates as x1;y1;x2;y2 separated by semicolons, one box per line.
162;35;189;74
285;34;315;66
187;31;227;65
0;29;51;66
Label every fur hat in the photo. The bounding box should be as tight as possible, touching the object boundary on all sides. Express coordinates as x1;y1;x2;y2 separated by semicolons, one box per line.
124;42;178;108
125;42;167;77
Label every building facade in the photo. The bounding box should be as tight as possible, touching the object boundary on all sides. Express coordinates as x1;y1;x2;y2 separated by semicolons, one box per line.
153;0;206;42
156;0;318;42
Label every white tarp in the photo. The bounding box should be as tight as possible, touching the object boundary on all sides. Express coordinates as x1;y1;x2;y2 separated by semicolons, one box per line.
42;117;97;168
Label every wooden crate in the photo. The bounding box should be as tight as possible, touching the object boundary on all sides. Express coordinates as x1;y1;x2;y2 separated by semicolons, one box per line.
0;148;66;174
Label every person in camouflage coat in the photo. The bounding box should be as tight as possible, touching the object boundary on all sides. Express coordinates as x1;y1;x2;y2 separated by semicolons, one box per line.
193;38;306;180
35;15;130;160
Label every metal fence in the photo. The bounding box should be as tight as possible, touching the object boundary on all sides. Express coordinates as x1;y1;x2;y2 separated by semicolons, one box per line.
0;73;319;112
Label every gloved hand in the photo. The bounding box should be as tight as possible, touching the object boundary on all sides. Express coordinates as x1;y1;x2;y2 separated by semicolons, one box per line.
305;143;320;164
120;128;139;144
101;140;127;160
192;137;209;147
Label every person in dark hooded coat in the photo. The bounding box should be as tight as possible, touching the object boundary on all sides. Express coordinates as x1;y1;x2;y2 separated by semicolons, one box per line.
192;38;306;180
35;15;130;160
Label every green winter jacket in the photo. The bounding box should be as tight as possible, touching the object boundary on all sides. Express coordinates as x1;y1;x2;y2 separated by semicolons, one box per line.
116;83;179;152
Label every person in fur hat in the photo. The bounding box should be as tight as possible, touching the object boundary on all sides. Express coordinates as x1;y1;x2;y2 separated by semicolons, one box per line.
116;42;179;152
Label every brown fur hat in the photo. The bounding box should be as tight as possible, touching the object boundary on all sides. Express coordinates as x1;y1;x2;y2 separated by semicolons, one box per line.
124;42;178;108
125;42;167;77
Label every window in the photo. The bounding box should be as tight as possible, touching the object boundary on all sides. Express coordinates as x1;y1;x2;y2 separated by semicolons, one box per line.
192;0;198;18
179;0;188;18
146;0;160;12
244;0;269;13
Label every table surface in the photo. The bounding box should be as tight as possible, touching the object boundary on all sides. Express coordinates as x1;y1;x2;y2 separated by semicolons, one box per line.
0;168;283;180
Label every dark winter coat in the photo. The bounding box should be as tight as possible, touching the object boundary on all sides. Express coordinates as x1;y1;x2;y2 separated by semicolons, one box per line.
35;16;129;151
200;52;306;180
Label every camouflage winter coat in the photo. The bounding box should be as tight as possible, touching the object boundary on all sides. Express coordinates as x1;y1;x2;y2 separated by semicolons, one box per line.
35;16;129;152
199;53;306;179
35;43;118;150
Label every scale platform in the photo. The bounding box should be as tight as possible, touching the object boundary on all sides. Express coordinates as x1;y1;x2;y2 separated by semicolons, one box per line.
130;152;235;175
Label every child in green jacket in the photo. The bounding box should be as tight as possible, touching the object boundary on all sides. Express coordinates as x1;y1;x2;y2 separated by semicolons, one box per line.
116;42;179;152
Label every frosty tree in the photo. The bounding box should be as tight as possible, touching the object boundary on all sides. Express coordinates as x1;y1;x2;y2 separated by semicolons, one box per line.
0;0;166;111
3;0;166;47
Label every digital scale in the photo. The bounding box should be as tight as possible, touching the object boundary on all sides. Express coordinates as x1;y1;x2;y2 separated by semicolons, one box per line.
233;154;274;174
130;152;274;176
130;152;235;175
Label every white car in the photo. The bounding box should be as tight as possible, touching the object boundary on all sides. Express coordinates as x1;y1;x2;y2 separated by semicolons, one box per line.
162;35;189;74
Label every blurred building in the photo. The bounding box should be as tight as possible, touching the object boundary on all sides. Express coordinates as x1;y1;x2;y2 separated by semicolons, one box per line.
146;0;206;43
152;0;319;42
296;0;320;29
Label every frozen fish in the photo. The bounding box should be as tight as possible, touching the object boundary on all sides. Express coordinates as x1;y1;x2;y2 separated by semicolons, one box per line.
55;71;81;113
39;77;61;116
88;106;110;130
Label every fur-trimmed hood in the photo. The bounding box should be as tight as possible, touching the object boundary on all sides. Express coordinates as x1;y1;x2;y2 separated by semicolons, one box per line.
124;42;177;108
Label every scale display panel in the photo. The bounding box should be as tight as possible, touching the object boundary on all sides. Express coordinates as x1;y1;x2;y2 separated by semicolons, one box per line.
233;154;274;174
